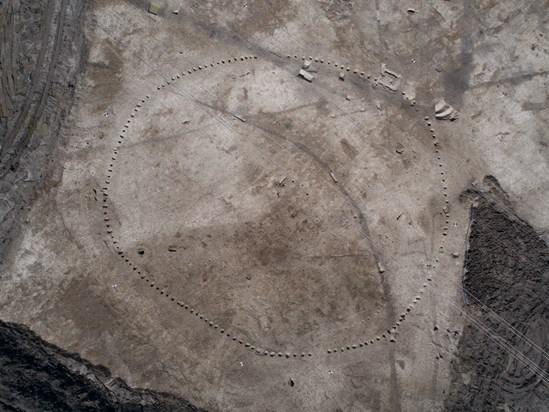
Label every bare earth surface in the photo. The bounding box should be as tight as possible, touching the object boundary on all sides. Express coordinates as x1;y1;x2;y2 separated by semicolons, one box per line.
0;0;548;411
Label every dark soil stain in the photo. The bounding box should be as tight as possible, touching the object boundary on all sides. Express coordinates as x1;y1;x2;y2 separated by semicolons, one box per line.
442;1;476;108
340;138;359;159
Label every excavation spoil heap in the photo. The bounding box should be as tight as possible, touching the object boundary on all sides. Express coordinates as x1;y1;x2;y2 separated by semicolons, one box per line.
446;177;549;411
0;320;206;411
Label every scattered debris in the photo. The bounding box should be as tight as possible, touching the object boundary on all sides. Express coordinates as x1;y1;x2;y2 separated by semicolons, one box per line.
376;63;402;91
435;99;458;120
378;262;385;273
396;212;412;225
381;64;400;78
234;114;247;122
298;69;314;82
330;172;338;183
148;4;159;15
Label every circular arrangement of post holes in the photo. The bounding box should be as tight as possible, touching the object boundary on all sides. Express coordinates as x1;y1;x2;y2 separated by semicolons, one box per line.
101;54;452;359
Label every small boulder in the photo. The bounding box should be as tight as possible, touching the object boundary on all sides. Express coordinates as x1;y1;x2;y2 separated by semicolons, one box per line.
435;99;458;120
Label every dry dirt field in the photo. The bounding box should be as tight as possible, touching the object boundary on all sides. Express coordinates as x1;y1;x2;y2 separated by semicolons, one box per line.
1;0;548;411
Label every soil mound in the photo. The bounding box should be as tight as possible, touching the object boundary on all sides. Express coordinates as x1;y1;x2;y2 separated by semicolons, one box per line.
446;176;549;411
0;319;207;412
